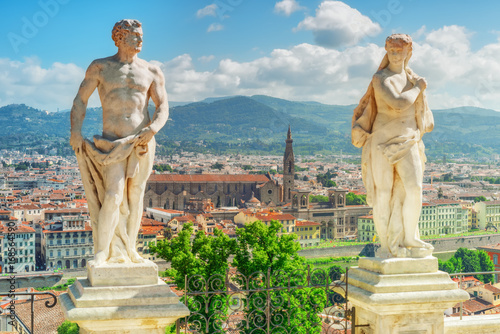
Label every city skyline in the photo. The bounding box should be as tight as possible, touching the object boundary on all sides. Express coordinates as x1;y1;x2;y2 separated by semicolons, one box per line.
2;0;500;112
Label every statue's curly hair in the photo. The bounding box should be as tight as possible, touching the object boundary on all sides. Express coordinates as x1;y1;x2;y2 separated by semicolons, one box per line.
111;19;142;47
381;33;413;70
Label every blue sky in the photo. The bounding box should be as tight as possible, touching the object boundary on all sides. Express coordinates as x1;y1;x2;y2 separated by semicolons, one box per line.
2;0;500;111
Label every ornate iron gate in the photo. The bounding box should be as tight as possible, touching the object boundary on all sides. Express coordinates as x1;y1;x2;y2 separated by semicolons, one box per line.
175;266;357;333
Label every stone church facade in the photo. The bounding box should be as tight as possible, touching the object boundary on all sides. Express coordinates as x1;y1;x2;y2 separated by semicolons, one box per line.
144;129;297;211
144;174;281;211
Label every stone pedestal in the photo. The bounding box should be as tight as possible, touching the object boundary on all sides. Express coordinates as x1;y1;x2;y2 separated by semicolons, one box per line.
60;260;189;334
347;256;469;334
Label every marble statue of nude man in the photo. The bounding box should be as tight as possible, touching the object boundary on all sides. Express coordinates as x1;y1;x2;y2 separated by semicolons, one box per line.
70;19;169;265
352;34;434;258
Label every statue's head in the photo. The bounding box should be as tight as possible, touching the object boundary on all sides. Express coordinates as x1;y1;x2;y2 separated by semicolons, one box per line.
385;34;412;68
112;19;143;52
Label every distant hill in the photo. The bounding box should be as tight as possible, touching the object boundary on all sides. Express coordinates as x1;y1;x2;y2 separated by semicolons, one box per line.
0;97;499;158
162;96;327;141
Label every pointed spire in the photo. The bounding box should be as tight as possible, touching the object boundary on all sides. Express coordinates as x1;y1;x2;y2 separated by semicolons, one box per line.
287;125;292;140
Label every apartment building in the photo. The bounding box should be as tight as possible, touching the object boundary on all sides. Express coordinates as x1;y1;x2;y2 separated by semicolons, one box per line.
42;216;93;270
358;199;468;241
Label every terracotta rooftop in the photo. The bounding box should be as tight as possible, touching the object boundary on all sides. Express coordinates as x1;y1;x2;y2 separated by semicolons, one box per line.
141;217;165;226
171;215;196;223
481;200;500;205
140;226;162;235
296;220;321;226
151;208;184;214
452;276;480;283
457;297;494;314
483;283;500;294
12;204;40;210
149;174;271;183
0;225;35;233
13;289;65;334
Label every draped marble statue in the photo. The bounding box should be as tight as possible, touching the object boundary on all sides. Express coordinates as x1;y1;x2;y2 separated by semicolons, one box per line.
70;19;169;265
352;34;434;258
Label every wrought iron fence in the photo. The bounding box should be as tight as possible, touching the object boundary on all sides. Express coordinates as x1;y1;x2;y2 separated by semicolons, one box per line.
175;265;358;334
0;291;58;334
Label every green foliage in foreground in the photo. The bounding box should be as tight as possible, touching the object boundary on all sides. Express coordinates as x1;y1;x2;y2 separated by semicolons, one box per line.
438;248;495;283
150;223;236;333
151;220;326;333
37;278;76;291
57;321;79;334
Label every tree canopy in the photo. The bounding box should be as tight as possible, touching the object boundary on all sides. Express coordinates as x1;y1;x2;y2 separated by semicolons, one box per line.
309;194;329;203
316;171;336;188
438;248;495;283
151;220;327;333
152;164;173;173
346;192;367;205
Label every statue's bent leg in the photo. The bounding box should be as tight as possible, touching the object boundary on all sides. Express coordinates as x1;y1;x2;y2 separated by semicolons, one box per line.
371;148;394;257
395;144;432;249
95;160;127;265
127;140;156;263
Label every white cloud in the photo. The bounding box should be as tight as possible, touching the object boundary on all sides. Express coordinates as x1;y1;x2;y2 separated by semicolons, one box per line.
295;1;382;48
4;25;500;112
159;26;500;111
207;23;224;33
198;55;215;63
0;57;93;112
196;4;217;18
158;43;385;105
274;0;304;16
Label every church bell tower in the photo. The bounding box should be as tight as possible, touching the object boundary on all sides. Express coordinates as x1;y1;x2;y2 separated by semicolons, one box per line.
283;125;295;202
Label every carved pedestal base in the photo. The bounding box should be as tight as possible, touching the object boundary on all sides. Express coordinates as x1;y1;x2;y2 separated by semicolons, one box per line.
60;261;189;333
347;256;469;334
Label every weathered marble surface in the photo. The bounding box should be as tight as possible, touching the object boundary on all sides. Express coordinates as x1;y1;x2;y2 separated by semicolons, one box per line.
64;19;188;334
60;277;188;334
352;34;434;258
70;19;169;265
347;257;469;334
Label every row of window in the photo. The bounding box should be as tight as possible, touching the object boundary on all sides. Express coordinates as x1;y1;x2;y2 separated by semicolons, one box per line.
49;259;87;269
48;238;92;246
3;241;34;247
6;234;34;239
297;226;319;232
10;257;34;263
299;235;319;240
48;232;90;238
49;248;93;257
